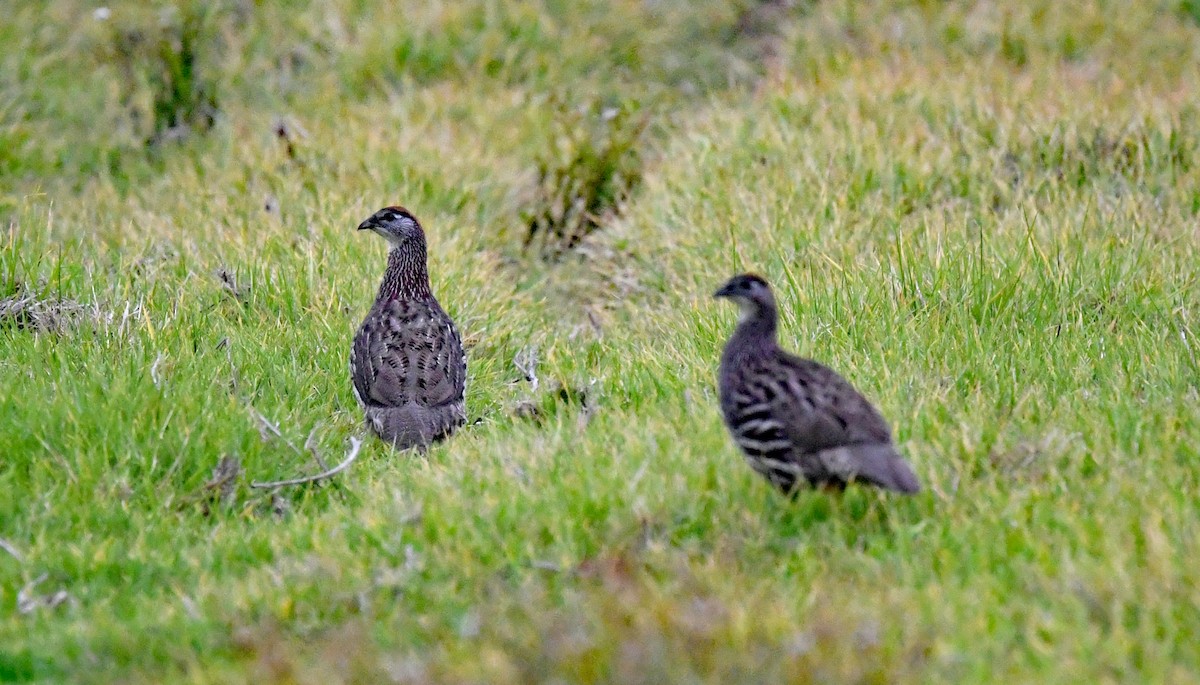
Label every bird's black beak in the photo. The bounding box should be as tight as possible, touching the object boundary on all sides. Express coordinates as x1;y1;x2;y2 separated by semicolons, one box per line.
357;218;375;231
713;283;735;299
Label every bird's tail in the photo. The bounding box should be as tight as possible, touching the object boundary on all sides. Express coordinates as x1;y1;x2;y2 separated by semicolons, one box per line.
366;402;465;450
817;443;921;494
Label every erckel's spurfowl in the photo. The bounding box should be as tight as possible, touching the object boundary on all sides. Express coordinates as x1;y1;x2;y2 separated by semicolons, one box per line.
350;206;466;450
714;273;920;495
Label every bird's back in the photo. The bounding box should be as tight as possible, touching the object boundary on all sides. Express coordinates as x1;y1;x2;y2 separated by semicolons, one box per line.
351;295;466;416
719;331;917;493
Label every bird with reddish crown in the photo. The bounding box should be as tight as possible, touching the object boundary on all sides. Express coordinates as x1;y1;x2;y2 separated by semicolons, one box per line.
350;206;466;450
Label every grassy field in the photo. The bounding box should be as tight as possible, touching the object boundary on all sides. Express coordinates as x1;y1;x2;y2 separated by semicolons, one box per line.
3;0;1200;682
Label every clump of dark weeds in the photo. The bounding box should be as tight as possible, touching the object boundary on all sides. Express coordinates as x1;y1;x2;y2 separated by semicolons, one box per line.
100;5;221;146
522;99;649;260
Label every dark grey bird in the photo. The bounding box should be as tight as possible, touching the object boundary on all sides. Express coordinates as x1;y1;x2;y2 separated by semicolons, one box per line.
714;273;920;495
351;206;466;450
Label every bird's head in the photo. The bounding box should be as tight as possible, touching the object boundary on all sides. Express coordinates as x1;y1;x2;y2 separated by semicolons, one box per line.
357;206;425;247
713;273;776;322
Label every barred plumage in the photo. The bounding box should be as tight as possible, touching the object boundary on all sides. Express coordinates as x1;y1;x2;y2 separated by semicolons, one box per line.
351;206;466;450
714;273;920;495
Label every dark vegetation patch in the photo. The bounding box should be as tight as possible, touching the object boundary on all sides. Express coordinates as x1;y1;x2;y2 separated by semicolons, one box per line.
522;101;648;260
473;2;804;261
98;5;221;147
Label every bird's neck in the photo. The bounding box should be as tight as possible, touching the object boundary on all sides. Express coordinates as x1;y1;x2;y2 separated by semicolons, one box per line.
378;241;431;301
725;310;779;361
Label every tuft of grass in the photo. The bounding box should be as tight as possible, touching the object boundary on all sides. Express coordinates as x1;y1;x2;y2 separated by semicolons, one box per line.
101;4;221;146
522;99;649;259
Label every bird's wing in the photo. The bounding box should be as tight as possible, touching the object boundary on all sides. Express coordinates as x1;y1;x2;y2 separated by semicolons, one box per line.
811;443;921;493
768;354;893;454
351;298;466;409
